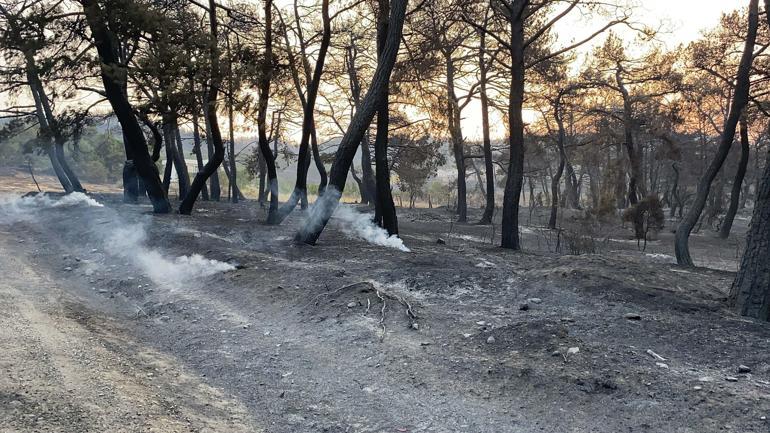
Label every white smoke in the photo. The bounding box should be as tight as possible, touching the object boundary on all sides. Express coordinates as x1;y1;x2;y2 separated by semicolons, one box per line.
107;224;235;286
332;204;410;252
0;193;235;286
0;192;102;222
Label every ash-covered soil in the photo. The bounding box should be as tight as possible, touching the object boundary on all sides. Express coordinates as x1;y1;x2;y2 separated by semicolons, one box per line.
0;192;768;433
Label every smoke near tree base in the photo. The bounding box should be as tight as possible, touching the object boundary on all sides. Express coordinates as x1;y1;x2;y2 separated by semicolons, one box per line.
0;193;234;286
332;204;410;252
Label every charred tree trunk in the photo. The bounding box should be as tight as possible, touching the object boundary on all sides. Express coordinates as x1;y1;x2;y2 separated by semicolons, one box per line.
257;0;280;222
549;106;567;229
373;0;398;235
500;4;526;250
191;104;210;201
719;117;751;239
202;96;221;201
179;0;225;214
478;11;495;225
295;0;407;244
346;39;376;205
445;52;467;223
730;135;770;319
81;0;170;213
675;0;758;266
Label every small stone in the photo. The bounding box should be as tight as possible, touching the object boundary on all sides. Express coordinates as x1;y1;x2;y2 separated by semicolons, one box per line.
738;365;751;373
725;376;739;382
519;303;530;311
528;298;542;304
567;347;579;355
761;416;766;421
551;350;561;357
64;266;72;271
462;333;472;338
655;362;669;369
476;321;486;326
693;386;702;391
624;313;642;320
436;238;446;245
346;302;357;308
486;336;496;344
411;323;419;330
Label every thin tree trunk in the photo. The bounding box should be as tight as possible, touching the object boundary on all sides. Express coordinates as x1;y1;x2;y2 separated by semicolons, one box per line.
179;0;225;214
675;0;758;266
720;117;751;239
257;0;280;222
272;0;331;224
478;10;495;225
445;52;467;223
549;107;566;229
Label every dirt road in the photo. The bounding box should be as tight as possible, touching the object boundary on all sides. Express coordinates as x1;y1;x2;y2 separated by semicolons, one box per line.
1;193;769;432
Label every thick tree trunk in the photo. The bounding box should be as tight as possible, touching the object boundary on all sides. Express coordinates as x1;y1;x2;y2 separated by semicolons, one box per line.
81;0;170;213
730;144;770;319
373;0;398;235
719;117;751;239
675;0;758;266
179;0;225;214
295;0;407;244
500;6;526;250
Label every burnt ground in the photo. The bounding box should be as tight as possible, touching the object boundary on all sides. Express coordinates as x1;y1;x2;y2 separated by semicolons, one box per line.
0;190;769;433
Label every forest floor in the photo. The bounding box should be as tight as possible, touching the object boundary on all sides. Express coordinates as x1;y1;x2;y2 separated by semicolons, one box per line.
0;185;769;432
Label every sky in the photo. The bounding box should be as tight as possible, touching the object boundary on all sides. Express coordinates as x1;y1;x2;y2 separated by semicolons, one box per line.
461;0;743;140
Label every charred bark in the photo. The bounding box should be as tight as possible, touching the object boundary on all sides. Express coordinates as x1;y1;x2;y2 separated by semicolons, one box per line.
81;0;170;213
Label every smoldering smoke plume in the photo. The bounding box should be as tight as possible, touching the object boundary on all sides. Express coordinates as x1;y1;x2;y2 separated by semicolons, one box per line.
332;204;410;252
299;186;410;252
0;193;234;286
106;224;235;286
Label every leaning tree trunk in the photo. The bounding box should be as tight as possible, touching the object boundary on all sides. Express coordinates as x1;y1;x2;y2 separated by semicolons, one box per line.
675;0;758;266
179;0;225;214
26;66;73;193
719;117;751;239
295;0;407;244
500;5;526;250
81;0;170;213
